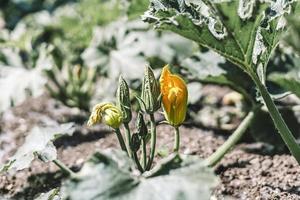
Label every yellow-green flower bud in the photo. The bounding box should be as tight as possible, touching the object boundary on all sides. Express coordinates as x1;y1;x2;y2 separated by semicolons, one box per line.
139;66;161;114
116;76;132;123
73;64;82;79
88;103;123;129
136;112;147;138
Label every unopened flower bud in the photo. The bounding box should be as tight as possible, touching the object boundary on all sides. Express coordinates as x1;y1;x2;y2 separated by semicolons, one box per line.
87;67;96;81
88;103;123;129
116;76;132;123
73;64;82;79
139;66;161;114
136;112;147;138
130;133;141;152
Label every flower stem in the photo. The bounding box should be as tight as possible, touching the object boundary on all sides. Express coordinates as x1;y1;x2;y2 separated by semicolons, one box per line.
173;126;180;153
115;128;128;154
141;138;147;170
251;74;300;164
146;113;156;170
52;159;77;178
205;109;256;167
132;152;144;172
124;123;132;158
36;152;77;178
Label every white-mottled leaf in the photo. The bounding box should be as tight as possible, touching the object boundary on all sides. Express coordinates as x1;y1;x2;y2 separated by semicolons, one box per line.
0;123;75;173
82;19;194;80
143;0;297;75
0;66;46;112
187;82;203;104
0;43;56;113
34;188;60;200
181;51;226;80
62;149;218;200
181;51;253;101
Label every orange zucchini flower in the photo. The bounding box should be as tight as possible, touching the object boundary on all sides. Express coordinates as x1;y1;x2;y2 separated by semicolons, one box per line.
160;65;188;127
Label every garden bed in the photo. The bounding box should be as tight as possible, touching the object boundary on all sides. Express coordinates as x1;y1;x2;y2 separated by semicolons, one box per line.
1;91;299;200
1;0;300;199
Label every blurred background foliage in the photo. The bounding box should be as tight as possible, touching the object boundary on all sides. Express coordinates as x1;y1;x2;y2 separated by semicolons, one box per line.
0;0;300;152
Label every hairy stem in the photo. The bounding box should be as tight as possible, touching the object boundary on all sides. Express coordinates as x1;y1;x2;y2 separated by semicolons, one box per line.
115;128;128;154
173;127;180;153
124;123;132;158
52;159;77;178
251;73;300;164
132;152;144;172
141;138;147;170
146;114;156;170
36;152;76;178
205;109;257;167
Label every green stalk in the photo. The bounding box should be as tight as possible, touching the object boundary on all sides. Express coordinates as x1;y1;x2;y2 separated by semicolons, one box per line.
141;138;147;170
132;152;144;172
36;152;77;178
52;159;77;178
115;128;128;154
146;113;156;170
251;73;300;164
173;127;180;153
124;123;132;158
205;109;256;167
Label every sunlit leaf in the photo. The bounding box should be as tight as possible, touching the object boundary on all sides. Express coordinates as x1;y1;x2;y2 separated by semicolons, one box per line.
0;66;46;112
125;0;149;19
0;43;57;112
143;0;297;80
82;19;194;80
0;123;75;173
34;188;60;200
62;149;218;200
181;51;253;103
53;0;123;49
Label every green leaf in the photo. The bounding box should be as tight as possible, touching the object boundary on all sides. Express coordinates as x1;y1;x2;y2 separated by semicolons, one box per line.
81;18;193;80
181;51;226;79
34;188;60;200
143;0;297;74
268;57;300;98
181;51;253;103
126;0;150;19
0;123;75;173
269;74;300;98
0;65;46;112
62;149;218;200
250;108;300;152
54;0;123;48
283;5;300;55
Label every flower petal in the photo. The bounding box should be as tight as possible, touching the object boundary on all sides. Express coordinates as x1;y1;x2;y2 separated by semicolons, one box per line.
160;65;188;126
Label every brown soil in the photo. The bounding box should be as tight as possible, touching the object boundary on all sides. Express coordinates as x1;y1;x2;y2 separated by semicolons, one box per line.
0;93;300;200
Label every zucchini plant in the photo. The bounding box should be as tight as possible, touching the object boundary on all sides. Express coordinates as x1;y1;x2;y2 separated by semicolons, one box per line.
142;0;300;165
1;66;219;200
